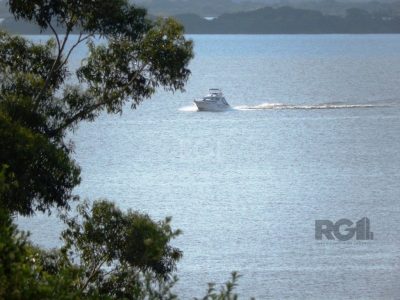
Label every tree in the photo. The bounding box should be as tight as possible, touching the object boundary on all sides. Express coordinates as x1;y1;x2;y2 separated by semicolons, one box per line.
0;0;193;215
0;193;245;299
60;200;182;297
0;2;247;298
0;204;81;299
0;199;181;300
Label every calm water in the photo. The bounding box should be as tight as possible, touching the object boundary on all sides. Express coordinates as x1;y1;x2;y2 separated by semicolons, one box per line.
19;35;400;299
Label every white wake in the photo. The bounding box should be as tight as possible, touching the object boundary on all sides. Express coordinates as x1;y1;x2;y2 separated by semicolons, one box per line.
179;104;198;112
233;102;389;111
179;100;398;112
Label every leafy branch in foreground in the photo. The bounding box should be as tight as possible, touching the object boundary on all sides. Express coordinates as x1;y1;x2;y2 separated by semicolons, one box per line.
59;199;183;299
0;194;249;299
0;197;183;299
196;272;255;300
60;200;182;289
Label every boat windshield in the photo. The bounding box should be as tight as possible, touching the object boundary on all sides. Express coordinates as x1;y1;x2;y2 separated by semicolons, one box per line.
208;89;222;96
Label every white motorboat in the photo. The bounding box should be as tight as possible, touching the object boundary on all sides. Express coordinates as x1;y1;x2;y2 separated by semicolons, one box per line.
194;89;230;111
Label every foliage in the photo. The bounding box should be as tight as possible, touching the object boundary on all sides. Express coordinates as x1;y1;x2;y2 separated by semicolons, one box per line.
0;206;31;299
0;198;182;300
60;200;182;296
0;204;82;300
0;104;81;215
0;0;193;216
196;272;242;300
0;191;247;299
0;1;249;299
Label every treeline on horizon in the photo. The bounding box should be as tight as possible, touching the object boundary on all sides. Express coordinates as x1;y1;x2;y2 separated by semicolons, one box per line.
2;5;400;34
175;6;400;34
125;0;400;18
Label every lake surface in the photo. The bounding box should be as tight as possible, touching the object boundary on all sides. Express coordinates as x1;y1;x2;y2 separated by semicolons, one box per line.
18;35;400;299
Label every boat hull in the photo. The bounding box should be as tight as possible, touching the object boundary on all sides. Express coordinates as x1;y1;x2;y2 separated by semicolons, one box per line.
194;100;230;112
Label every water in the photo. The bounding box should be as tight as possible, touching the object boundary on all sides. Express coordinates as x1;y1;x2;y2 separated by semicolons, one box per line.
18;35;400;299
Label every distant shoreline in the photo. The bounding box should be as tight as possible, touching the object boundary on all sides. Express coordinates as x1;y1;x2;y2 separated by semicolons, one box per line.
2;6;400;35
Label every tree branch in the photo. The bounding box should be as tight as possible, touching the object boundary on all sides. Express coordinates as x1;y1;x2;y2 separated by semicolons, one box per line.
50;62;150;137
127;62;149;86
48;22;61;52
49;99;107;137
33;26;72;104
80;254;109;292
62;33;92;66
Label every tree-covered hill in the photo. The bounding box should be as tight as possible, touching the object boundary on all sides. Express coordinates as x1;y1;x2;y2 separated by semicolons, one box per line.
174;6;400;34
2;4;400;35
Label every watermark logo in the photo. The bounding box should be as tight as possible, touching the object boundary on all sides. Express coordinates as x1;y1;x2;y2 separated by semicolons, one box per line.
178;139;224;162
315;217;373;241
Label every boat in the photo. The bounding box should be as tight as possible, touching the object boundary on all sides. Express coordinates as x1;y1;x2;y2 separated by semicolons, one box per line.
194;89;230;111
